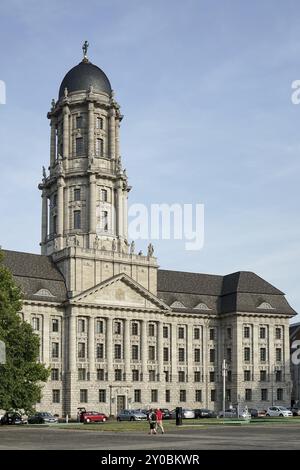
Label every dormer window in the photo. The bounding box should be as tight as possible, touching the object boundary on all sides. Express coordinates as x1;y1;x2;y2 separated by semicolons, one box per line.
76;116;83;129
74;188;81;201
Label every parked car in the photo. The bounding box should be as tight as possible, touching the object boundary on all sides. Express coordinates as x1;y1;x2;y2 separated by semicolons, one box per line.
28;412;58;424
170;408;195;419
194;408;217;419
79;411;108;423
1;412;28;425
248;408;266;418
218;408;251;419
290;406;300;416
160;408;172;419
266;406;292;417
117;409;148;421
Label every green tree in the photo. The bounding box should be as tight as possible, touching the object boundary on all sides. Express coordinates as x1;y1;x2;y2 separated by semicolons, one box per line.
0;250;49;412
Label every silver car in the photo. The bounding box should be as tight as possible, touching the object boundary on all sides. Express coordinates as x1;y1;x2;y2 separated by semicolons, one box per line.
117;409;148;421
218;408;251;419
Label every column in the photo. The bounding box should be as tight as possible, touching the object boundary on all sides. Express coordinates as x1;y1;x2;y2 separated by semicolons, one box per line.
41;190;48;245
63;106;70;160
88;101;94;157
63;186;69;234
117;184;123;238
187;324;193;383
50;118;56;167
109;108;116;159
106;317;113;382
88;316;95;374
89;174;97;233
69;313;76;372
57;177;65;237
123;191;128;240
115;118;120;160
171;323;177;383
124;319;131;381
157;321;164;382
141;320;148;381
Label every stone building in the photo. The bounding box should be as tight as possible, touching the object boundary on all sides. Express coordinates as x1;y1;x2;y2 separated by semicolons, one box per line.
2;46;296;418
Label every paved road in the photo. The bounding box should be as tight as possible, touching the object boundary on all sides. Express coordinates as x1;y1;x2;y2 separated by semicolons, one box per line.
0;423;300;450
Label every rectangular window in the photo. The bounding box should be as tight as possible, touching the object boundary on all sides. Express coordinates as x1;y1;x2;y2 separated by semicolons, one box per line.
149;346;155;361
96;116;103;129
96;138;103;157
244;370;251;381
209;371;215;382
275;328;282;340
97;369;104;381
276;348;282;362
52;390;60;403
194;371;201;382
261;389;268;401
132;345;139;360
78;319;85;334
164;371;169;382
244;326;250;338
194;328;200;340
227;327;232;340
194;348;201;363
148;324;155;336
244;347;250;362
227;370;232;382
76;137;84;156
149;370;156;381
114;321;121;335
166;389;170;403
51;368;59;381
226;348;232;363
74;210;81;229
52;319;59;332
163;326;169;338
245;389;252;401
74;188;81;201
277;388;283;401
115;369;122;381
132;370;139;381
132;322;138;336
134;389;141;403
78;342;86;359
178;327;185;339
226;389;231;402
209;328;215;340
101;210;108;231
260;348;266;362
96;343;104;359
151;389;158;402
179;390;186;402
114;344;122;360
76;116;83;129
80;389;88;403
195;390;202;402
53;194;57;207
260;370;267;381
52;342;59;359
209;349;215;363
78;368;86;381
179;348;185;362
32;317;40;331
259;327;266;339
211;390;216;402
99;389;106;403
275;370;282;382
163;347;169;362
100;188;108;202
53;215;57;234
96;320;103;334
178;371;185;382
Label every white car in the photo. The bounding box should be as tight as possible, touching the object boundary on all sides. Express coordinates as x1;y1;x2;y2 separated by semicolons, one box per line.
266;406;292;417
218;408;251;419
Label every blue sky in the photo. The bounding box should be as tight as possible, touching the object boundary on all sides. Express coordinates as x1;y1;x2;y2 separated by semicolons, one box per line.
0;0;300;320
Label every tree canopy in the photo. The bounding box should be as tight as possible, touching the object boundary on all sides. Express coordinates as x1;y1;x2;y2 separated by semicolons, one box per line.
0;250;49;412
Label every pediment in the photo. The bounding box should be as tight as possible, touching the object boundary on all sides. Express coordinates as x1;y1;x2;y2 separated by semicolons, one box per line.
71;273;170;310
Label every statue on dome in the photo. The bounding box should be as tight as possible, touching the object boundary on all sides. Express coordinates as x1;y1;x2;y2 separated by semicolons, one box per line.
82;40;89;59
147;243;154;257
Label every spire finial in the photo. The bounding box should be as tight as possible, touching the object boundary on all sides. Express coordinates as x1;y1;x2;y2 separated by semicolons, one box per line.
82;40;89;60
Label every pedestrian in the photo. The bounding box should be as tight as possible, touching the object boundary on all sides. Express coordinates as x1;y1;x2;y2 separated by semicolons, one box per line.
147;409;157;435
155;408;164;434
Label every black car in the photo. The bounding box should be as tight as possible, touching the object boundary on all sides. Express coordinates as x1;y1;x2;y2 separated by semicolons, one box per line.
161;409;172;419
194;408;217;419
1;412;27;425
28;412;58;424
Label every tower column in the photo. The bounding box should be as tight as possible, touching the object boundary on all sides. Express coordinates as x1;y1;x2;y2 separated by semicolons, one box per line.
88;101;94;157
69;313;76;372
157;321;164;382
117;183;123;238
88;316;95;375
141;320;148;381
63;105;70;160
115;117;120;160
106;317;113;382
50;118;56;167
57;176;65;240
89;173;97;233
124;319;131;381
41;189;48;247
109;108;116;159
123;190;128;240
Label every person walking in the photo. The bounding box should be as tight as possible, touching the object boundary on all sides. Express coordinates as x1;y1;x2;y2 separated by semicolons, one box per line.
147;409;157;435
155;408;164;434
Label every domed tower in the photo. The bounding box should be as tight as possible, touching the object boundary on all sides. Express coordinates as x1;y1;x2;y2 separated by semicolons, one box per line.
39;43;157;295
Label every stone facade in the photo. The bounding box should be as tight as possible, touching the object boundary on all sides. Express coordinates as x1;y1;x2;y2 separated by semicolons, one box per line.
1;50;296;418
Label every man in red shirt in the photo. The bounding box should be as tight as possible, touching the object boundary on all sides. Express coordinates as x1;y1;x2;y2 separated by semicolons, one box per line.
155;408;164;434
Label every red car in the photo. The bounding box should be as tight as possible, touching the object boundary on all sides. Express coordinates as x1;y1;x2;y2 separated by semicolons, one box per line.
79;411;108;424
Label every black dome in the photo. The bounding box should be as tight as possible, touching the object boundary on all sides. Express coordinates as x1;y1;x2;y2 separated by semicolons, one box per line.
59;60;112;98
